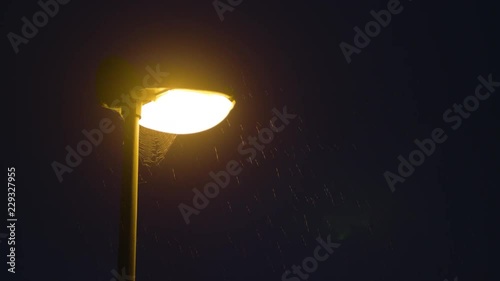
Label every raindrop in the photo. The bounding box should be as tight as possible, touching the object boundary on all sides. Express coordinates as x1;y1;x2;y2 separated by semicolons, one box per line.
275;168;280;179
270;149;275;159
190;247;197;260
301;235;307;247
296;164;303;177
145;166;153;176
310;197;317;208
365;200;371;209
214;147;219;162
304;214;310;233
256;229;262;240
172;169;176;181
227;201;233;213
276;241;283;255
266;255;276;273
138;173;147;184
269;119;275;128
289;185;298;200
284;149;290;158
324;187;334;206
266;215;273;227
326;218;332;230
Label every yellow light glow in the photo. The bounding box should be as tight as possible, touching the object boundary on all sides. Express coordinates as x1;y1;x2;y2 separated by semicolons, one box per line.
139;89;235;134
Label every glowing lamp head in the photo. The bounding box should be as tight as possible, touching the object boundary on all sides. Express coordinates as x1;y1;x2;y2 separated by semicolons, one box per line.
139;89;235;134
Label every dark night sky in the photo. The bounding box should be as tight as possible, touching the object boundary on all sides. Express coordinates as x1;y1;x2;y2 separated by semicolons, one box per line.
2;0;498;280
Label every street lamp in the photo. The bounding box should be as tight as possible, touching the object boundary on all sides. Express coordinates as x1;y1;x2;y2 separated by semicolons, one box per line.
117;88;235;281
140;88;235;134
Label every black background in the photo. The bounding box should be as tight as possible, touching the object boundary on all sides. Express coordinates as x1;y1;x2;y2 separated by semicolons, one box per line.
2;0;498;280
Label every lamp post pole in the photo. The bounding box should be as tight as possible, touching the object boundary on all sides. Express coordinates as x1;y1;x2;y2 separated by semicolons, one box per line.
117;98;142;281
112;87;234;281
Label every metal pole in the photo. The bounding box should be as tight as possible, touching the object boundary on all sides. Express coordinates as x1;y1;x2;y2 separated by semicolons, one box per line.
117;100;141;281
